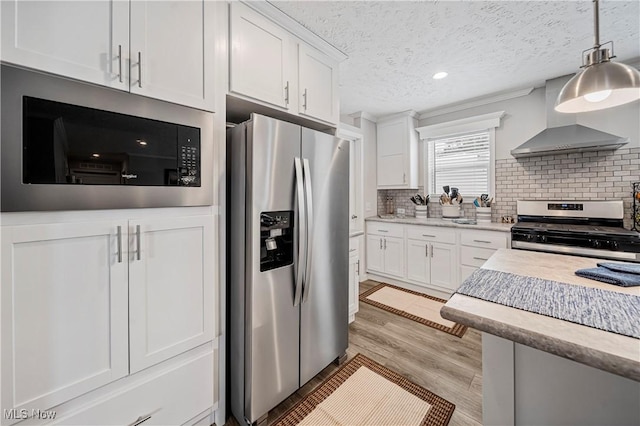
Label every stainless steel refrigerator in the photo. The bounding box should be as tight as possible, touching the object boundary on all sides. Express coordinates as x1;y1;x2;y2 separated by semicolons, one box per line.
227;114;349;425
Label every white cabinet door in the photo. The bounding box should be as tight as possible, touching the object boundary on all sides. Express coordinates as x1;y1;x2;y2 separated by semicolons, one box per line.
129;216;214;373
1;0;129;90
366;235;384;273
383;236;405;278
430;242;457;291
406;239;428;285
298;43;339;124
1;221;129;414
348;252;359;323
229;2;292;109
130;0;213;110
377;119;407;187
460;264;477;283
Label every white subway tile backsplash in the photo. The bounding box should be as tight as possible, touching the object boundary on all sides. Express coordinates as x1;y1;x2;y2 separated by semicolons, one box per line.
494;149;639;229
378;149;638;228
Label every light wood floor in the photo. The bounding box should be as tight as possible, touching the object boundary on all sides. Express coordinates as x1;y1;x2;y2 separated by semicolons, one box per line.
226;280;482;426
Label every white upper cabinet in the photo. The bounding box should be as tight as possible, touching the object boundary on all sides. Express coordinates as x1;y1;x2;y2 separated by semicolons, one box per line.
1;1;129;91
228;2;343;125
1;0;214;111
377;112;419;189
229;2;292;109
298;44;339;124
130;1;214;111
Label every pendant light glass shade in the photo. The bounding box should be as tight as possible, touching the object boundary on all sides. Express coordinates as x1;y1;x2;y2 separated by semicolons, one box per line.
555;61;640;113
555;0;640;113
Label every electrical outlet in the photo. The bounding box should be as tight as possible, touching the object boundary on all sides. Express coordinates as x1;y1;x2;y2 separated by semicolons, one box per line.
397;208;406;215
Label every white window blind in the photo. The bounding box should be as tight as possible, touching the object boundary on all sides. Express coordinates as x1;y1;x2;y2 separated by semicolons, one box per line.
427;130;490;196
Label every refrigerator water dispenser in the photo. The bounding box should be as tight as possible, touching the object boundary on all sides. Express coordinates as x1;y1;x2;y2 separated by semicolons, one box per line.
260;211;294;271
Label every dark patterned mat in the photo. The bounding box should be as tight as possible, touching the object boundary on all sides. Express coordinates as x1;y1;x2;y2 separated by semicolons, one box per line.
273;353;455;426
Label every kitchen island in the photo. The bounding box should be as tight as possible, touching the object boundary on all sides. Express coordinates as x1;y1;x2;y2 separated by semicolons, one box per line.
441;249;640;425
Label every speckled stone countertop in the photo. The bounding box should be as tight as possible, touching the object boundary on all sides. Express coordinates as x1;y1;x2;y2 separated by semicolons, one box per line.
365;216;513;232
441;249;640;381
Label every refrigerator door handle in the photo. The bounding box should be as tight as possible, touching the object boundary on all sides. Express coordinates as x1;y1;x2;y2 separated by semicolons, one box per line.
294;157;306;307
302;158;314;303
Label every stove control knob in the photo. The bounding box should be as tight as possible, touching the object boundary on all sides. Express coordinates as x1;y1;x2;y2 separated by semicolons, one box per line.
592;240;602;249
526;234;534;241
610;241;618;250
539;235;547;243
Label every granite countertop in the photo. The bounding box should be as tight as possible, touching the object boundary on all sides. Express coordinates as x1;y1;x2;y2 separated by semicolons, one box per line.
365;216;513;232
441;249;640;380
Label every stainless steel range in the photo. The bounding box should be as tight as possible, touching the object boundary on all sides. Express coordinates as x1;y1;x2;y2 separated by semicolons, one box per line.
511;200;640;262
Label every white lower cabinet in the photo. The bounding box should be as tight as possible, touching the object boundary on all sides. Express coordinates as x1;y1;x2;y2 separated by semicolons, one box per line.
366;223;405;279
405;226;457;292
0;213;215;424
348;238;360;323
459;230;509;283
366;221;510;295
129;216;214;373
54;348;214;426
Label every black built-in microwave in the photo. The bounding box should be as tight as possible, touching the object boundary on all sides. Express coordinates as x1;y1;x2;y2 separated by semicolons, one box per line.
1;65;213;212
23;96;202;187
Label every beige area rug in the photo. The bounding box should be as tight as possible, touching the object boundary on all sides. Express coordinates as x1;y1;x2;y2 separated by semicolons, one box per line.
359;283;467;338
273;353;455;426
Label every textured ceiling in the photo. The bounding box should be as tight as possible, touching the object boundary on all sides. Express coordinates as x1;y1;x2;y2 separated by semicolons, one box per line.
271;1;640;117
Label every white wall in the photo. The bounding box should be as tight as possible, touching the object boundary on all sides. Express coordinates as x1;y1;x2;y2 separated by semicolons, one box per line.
418;83;640;160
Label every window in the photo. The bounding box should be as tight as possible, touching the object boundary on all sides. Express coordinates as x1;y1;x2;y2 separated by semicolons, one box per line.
416;111;504;200
427;130;490;196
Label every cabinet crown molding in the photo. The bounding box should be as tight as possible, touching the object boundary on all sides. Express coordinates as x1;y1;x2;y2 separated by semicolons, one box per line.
242;1;347;62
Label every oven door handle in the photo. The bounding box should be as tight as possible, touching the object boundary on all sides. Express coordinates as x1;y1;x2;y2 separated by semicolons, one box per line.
511;241;640;262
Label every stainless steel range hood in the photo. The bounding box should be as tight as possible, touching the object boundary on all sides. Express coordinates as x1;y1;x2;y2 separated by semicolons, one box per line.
511;77;628;158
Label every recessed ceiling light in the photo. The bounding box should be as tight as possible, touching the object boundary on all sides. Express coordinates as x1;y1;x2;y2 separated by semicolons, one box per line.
91;153;100;158
137;139;147;146
433;72;448;80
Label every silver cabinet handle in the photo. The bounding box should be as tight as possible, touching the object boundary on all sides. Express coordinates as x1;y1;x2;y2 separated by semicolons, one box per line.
349;248;356;252
356;260;360;275
294;158;306;307
135;224;141;261
473;256;489;261
403;173;406;183
128;414;152;426
422;234;436;238
302;158;314;303
384;238;387;249
116;226;123;263
117;44;123;83
379;238;383;249
377;229;388;233
473;240;491;244
430;244;434;258
425;244;428;257
352;214;358;219
302;88;308;110
285;81;290;105
137;51;142;88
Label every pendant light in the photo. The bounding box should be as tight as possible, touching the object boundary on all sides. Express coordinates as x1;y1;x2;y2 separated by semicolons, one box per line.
555;0;640;113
